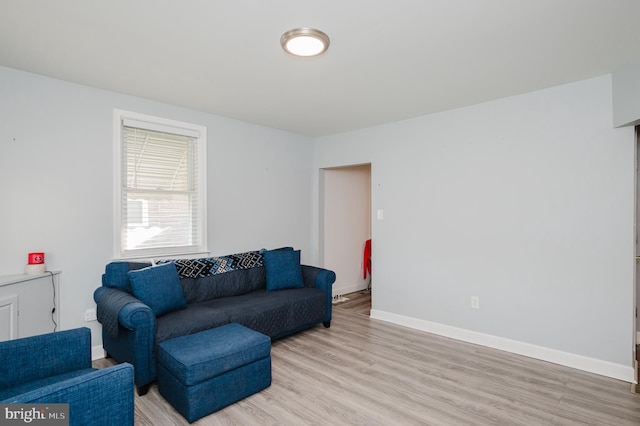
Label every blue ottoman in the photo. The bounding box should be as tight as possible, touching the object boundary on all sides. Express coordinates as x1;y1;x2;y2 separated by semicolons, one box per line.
157;323;272;423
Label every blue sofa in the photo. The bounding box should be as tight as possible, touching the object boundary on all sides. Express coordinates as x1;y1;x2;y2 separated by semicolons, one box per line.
94;248;335;395
0;327;134;426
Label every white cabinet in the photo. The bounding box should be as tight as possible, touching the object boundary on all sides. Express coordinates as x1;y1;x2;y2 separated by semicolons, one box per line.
0;271;60;341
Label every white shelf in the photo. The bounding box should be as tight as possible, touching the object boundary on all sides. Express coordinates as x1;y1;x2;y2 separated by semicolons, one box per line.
0;270;61;287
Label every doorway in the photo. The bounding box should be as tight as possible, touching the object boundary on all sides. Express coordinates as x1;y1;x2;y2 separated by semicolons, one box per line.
320;164;372;302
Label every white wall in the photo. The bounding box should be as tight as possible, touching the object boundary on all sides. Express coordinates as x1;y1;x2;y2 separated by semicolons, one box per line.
612;59;640;335
0;66;313;347
322;165;371;295
314;75;636;381
2;66;635;380
613;57;640;128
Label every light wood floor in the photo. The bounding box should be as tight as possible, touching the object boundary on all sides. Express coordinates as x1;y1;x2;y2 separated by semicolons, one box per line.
333;289;372;316
95;291;640;425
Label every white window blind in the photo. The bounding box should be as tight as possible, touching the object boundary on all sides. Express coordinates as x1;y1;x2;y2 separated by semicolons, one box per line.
115;110;207;258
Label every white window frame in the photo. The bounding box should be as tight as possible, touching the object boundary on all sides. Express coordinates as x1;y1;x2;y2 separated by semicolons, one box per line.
113;109;207;259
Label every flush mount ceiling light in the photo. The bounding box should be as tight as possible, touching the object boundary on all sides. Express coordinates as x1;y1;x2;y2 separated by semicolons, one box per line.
280;28;330;57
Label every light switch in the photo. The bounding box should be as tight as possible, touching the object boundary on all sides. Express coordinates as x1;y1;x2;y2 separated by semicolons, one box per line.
377;209;384;220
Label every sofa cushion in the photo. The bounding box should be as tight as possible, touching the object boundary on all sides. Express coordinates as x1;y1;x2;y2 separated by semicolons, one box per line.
155;303;230;346
200;288;326;338
128;262;187;316
102;261;151;292
263;249;304;291
181;267;266;304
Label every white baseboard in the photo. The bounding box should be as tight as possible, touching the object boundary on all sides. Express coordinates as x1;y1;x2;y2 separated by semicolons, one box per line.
91;344;105;361
333;283;368;297
370;309;635;384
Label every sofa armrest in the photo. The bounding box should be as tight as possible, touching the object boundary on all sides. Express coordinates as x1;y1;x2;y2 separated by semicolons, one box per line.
94;286;155;332
3;363;134;426
301;265;336;291
95;286;156;390
301;265;336;324
94;284;156;391
118;301;156;330
94;287;151;336
0;328;91;390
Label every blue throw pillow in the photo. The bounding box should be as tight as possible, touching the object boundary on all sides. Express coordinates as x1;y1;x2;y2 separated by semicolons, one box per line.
263;249;304;291
128;262;187;316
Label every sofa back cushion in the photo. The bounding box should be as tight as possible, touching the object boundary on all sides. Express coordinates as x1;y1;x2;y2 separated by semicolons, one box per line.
161;250;275;304
181;267;266;304
102;261;151;293
101;249;293;305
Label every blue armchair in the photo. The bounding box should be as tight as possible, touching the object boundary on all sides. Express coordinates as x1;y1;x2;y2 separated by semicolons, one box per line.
0;327;134;426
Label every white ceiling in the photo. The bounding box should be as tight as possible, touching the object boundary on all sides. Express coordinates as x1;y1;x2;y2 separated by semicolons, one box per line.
2;0;640;137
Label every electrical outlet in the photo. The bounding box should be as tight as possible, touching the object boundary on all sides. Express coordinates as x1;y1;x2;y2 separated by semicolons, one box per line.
471;296;480;309
84;308;97;322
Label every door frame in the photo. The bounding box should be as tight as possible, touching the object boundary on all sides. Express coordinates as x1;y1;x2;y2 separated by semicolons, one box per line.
319;163;372;297
634;126;639;386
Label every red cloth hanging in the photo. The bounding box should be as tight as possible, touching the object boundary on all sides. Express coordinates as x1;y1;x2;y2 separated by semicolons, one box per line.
363;239;372;279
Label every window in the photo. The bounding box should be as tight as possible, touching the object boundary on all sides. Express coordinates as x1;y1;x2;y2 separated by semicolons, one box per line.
114;110;207;258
